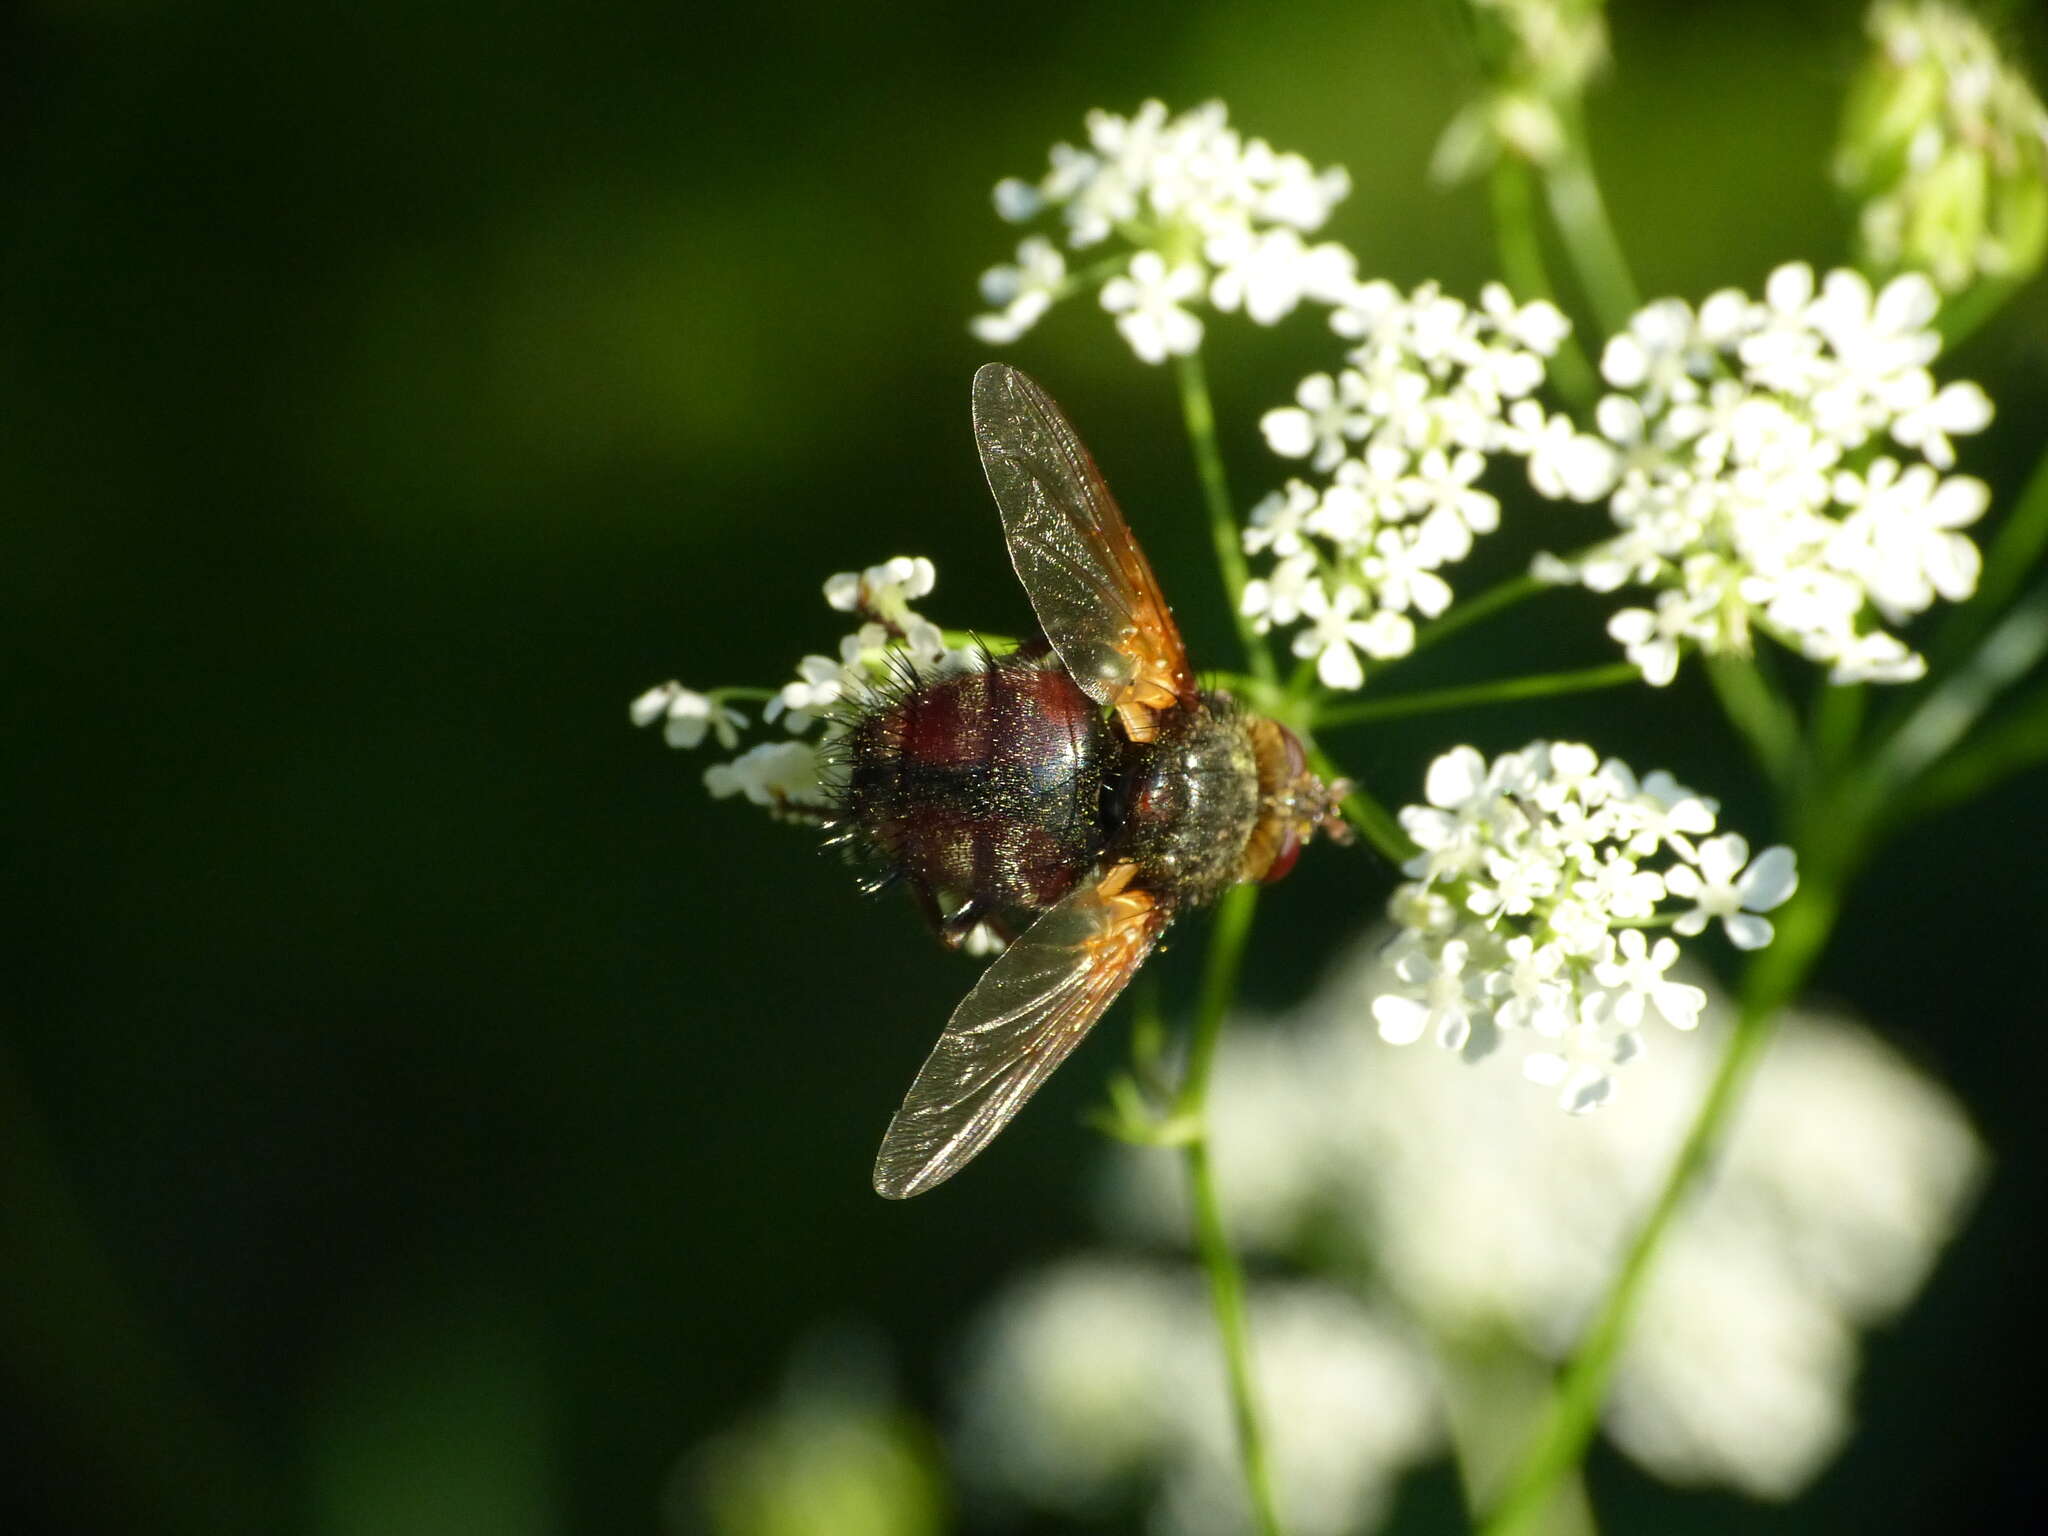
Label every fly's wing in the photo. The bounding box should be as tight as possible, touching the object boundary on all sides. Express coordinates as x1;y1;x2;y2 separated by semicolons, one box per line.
971;363;1198;715
873;876;1168;1199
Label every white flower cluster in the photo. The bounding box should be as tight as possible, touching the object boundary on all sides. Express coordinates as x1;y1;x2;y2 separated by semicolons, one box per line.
1243;280;1580;688
1838;1;2048;293
971;100;1356;363
1099;946;1984;1500
954;1260;1437;1536
1375;741;1797;1112
1537;263;1994;685
632;555;966;817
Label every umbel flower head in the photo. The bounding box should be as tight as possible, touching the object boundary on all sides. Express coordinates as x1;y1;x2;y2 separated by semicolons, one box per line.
631;555;968;817
1837;0;2048;293
971;101;1356;362
1243;279;1582;688
1097;948;1984;1502
1374;740;1797;1112
955;1260;1438;1536
1535;262;1994;685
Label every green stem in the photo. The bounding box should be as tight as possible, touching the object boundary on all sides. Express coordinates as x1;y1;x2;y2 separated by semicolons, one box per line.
1175;348;1277;687
1927;440;2048;675
1874;578;2048;792
1489;158;1598;409
1479;871;1843;1536
1705;653;1801;791
1188;1139;1283;1536
1437;1338;1598;1536
1408;572;1549;656
1541;118;1641;339
1810;681;1867;779
1316;662;1638;730
1904;677;2048;819
1174;883;1260;1119
1936;275;2022;352
1172;883;1284;1536
1306;744;1414;865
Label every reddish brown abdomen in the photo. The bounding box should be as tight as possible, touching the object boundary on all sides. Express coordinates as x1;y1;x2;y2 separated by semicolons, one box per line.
841;655;1111;935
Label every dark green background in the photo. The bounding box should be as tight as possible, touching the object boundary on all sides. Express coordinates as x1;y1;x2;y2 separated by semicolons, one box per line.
5;1;2044;1532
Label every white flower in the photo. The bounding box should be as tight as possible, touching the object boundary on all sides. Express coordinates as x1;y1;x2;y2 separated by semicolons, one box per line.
1207;227;1355;325
644;554;956;817
1099;251;1205;364
1538;264;1992;684
1242;480;1319;559
823;555;937;620
1509;400;1621;502
1607;596;1695;687
973;100;1354;349
1372;936;1477;1048
1594;929;1707;1032
1239;551;1319;634
1246;280;1574;681
1829;457;1987;624
1362;527;1453;620
957;1257;1437;1536
1375;742;1795;1102
764;654;848;733
1260;373;1361;471
1600;297;1712;411
629;681;744;750
1890;379;1993;470
1664;834;1799;949
1292;580;1411;689
702;740;826;813
970;235;1069;344
1099;941;1982;1501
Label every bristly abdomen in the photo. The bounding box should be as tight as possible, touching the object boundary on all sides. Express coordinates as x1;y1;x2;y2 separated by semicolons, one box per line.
835;648;1113;942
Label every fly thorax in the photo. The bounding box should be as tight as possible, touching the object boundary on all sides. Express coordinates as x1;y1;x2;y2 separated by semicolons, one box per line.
1106;695;1261;906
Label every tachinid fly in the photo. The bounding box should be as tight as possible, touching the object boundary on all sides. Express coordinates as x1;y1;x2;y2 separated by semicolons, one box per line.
832;364;1347;1199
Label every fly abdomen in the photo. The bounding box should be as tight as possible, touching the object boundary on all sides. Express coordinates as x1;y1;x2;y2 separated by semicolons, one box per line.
839;651;1112;934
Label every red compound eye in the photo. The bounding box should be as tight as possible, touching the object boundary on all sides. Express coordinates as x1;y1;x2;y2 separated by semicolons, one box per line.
1260;825;1303;884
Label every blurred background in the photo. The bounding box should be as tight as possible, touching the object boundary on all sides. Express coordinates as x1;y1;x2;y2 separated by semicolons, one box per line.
4;0;2044;1532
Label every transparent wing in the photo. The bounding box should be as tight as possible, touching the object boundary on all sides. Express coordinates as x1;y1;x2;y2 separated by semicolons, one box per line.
972;363;1197;713
873;876;1168;1199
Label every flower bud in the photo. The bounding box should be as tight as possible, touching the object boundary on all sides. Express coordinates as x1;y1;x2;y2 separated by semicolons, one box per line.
1836;2;2048;293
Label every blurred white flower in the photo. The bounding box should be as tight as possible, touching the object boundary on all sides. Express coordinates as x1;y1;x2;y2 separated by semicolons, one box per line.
1261;371;1364;472
1537;264;1993;685
823;555;937;620
702;740;826;815
954;1260;1192;1515
1101;941;1984;1504
969;235;1068;345
954;1259;1437;1536
1664;834;1800;950
1100;251;1206;364
1376;741;1794;1107
629;681;745;750
970;100;1355;361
